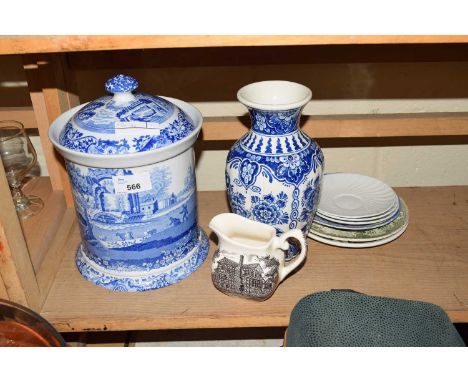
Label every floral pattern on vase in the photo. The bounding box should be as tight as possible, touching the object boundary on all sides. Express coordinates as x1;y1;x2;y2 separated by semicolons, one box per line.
227;189;290;226
299;176;322;222
227;133;323;234
251;192;290;225
226;82;324;259
251;108;301;135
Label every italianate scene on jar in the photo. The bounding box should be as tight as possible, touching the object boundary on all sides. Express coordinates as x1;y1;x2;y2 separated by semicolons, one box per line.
48;74;209;292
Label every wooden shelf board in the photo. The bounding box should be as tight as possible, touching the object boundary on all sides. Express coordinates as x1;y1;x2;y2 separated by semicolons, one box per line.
0;107;36;130
10;106;468;139
1;36;468;55
20;177;67;272
40;186;468;332
203;113;468;140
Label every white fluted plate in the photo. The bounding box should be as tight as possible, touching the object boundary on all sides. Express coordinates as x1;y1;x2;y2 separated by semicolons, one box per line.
315;198;400;227
317;173;398;219
316;194;399;224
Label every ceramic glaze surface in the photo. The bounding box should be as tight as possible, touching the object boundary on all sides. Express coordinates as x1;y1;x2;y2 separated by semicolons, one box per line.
48;75;208;291
209;213;307;301
226;82;324;251
105;74;139;93
68;150;198;270
66;146;207;291
59;74;195;155
76;230;209;292
211;250;280;301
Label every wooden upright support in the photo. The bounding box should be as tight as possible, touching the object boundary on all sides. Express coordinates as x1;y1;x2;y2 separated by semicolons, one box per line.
23;53;80;207
0;157;41;310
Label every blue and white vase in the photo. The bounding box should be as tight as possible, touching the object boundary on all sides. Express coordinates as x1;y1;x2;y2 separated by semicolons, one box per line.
49;74;209;291
226;81;324;258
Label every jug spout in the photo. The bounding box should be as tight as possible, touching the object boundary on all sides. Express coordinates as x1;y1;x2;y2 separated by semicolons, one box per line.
209;213;276;249
208;213;232;241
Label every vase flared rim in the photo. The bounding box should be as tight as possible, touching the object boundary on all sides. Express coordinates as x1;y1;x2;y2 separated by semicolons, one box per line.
237;80;312;111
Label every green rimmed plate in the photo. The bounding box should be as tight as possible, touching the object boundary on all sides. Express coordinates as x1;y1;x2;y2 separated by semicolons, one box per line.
309;197;409;243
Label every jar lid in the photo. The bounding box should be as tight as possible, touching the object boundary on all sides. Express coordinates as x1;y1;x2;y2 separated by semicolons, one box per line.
59;74;195;155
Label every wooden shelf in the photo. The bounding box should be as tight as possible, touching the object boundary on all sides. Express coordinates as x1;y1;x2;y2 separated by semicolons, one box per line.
1;35;468;55
17;177;76;301
10;105;468;138
20;177;66;271
40;186;468;332
0;108;36;129
1;36;468;335
203;113;468;140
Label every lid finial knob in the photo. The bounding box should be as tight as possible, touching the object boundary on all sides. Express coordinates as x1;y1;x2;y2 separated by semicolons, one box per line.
105;74;139;94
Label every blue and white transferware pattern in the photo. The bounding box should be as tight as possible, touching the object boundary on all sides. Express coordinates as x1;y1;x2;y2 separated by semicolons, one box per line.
226;81;324;258
49;75;208;291
59;74;195;155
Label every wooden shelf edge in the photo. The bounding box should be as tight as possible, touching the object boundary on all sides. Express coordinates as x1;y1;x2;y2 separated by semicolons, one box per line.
45;309;468;333
447;311;468;323
48;312;468;333
45;315;289;333
1;35;468;55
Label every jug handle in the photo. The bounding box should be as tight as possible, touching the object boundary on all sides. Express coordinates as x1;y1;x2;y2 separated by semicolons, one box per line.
275;229;307;282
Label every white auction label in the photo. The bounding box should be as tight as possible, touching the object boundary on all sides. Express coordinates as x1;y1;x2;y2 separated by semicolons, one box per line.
112;172;152;194
114;122;162;136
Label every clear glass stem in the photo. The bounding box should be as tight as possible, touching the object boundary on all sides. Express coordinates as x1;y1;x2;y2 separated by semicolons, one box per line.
11;185;31;211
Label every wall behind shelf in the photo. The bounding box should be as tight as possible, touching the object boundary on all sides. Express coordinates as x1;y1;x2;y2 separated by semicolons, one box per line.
2;46;468;189
29;127;468;190
193;141;468;190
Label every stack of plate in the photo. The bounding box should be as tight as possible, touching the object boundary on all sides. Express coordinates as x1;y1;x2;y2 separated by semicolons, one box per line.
308;173;409;248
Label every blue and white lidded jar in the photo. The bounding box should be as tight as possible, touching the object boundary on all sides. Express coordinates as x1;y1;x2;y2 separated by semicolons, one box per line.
226;81;324;259
49;74;209;291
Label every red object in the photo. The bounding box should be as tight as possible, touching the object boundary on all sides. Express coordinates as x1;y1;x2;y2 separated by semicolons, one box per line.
0;299;66;347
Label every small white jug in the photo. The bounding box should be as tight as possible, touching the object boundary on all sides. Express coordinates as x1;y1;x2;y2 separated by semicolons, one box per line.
209;213;307;301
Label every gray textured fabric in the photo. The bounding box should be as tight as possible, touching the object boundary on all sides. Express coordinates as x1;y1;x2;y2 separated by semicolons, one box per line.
286;290;465;347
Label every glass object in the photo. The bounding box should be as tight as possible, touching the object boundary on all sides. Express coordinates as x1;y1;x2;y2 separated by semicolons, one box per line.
0;299;66;347
0;120;43;219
